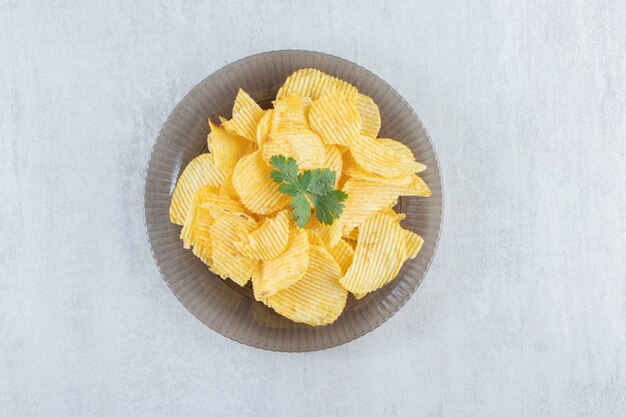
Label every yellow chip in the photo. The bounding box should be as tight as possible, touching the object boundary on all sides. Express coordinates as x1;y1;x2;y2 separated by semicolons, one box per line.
309;92;362;146
218;171;238;199
350;135;424;178
222;90;264;142
341;151;408;185
209;208;258;286
233;210;290;260
342;226;359;241
339;211;407;294
400;174;432;197
305;216;343;249
169;153;226;225
322;145;343;186
232;150;290;215
265;245;347;326
254;227;309;299
256;109;273;147
180;185;219;249
340;178;412;230
232;89;258;115
263;129;325;170
356;94;381;138
380;207;407;223
208;121;255;172
276;68;359;101
305;229;325;247
402;228;424;259
375;139;422;168
272;94;312;130
327;239;354;276
262;95;325;169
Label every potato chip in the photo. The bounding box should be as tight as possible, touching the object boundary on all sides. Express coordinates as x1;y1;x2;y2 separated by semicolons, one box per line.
309;92;362;146
356;94;381;138
403;174;431;197
305;229;325;247
272;94;312;130
180;185;219;249
305;216;343;249
339;178;411;230
233;210;290;260
256;109;273;147
342;226;359;241
263;95;325;169
380;207;407;222
263;129;325;170
222;90;264;142
232;89;258;115
265;245;347;326
376;139;423;170
276;68;358;102
209;208;258;286
218;171;238;199
350;135;424;178
339;211;407;294
341;151;411;186
254;228;309;299
208;121;255;172
327;239;354;276
232;150;290;215
322;145;343;186
402;228;424;259
169;153;226;225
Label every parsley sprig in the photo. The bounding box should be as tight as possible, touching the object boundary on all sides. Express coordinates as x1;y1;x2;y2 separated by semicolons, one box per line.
269;155;348;227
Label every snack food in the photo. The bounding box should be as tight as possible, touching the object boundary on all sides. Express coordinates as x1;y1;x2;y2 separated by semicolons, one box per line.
169;69;430;326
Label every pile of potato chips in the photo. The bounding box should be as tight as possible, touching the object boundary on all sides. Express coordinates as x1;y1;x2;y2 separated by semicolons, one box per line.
169;69;430;326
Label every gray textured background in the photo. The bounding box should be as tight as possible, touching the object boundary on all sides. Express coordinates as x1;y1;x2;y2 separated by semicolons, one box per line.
2;1;625;416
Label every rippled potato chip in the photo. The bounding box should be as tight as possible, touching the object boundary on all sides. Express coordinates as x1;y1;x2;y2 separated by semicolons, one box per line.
356;94;381;138
402;174;432;197
277;68;358;101
339;211;407;294
180;186;217;251
254;227;309;299
342;151;411;185
272;94;312;130
234;210;290;260
232;151;290;215
305;229;325;247
256;109;273;147
402;229;424;259
380;207;407;223
340;178;408;231
342;226;359;242
218;171;238;199
233;88;259;115
322;145;343;186
209;208;258;286
327;239;354;276
222;89;264;142
376;139;423;170
208;121;255;173
170;153;226;225
305;216;343;249
265;245;347;326
350;135;424;178
309;92;362;146
263;95;325;169
263;129;325;170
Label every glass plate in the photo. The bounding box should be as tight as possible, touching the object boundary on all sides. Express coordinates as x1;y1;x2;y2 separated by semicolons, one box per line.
144;50;443;352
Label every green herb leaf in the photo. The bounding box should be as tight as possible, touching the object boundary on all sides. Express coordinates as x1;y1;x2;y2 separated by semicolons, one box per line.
269;154;348;228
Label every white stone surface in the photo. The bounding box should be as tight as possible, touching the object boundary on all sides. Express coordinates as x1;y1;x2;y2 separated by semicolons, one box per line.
2;1;626;416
